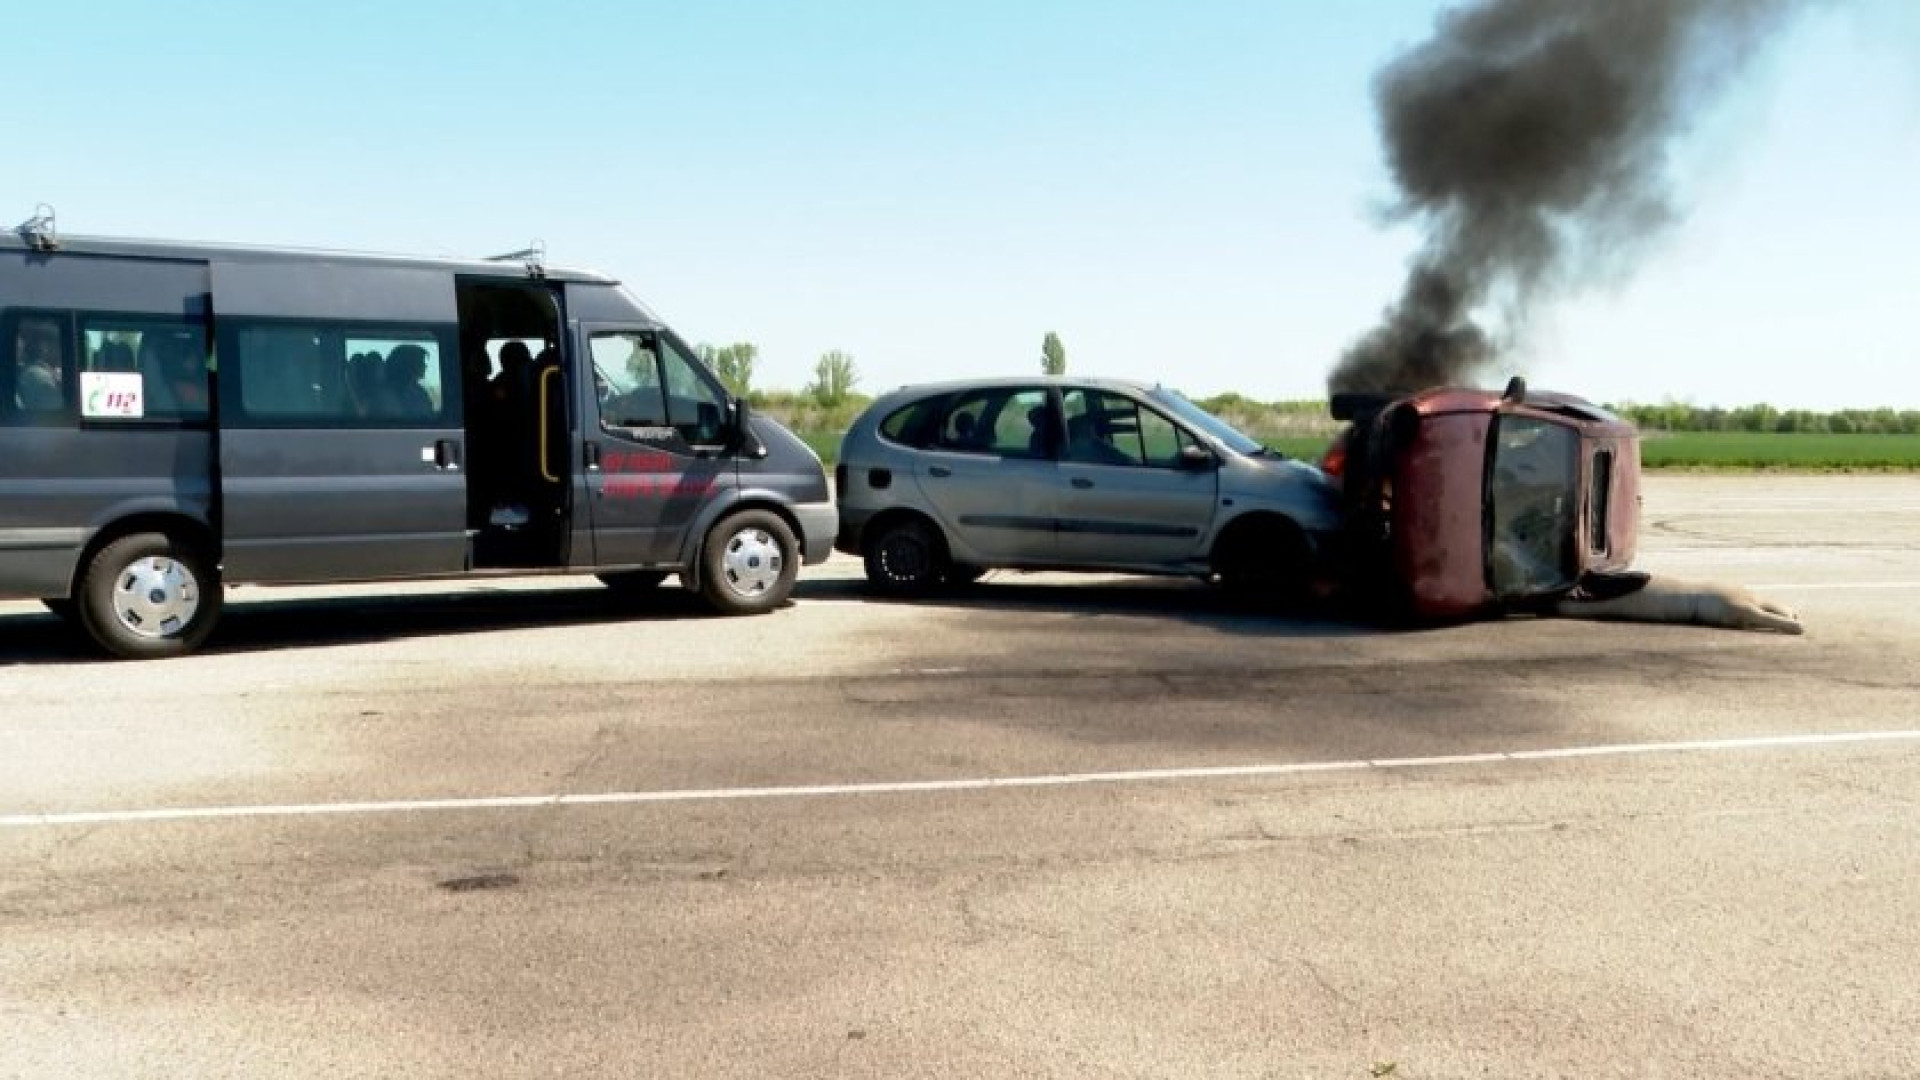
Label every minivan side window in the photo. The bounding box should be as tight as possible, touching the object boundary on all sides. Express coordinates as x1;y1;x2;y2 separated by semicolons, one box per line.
227;323;450;425
592;331;729;445
4;310;73;425
1060;388;1194;468
934;388;1051;458
877;395;947;447
78;316;209;423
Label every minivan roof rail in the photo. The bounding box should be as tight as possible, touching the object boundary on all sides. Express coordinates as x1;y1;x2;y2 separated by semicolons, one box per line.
486;239;547;279
16;203;58;252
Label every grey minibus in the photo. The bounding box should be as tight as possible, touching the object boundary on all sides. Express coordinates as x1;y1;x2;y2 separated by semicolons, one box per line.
1;217;834;657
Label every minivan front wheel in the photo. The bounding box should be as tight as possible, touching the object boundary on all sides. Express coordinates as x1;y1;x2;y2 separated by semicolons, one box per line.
77;532;223;659
699;510;798;615
863;518;948;594
1212;518;1310;605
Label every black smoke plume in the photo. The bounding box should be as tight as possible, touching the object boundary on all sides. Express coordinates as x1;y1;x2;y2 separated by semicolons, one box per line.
1331;0;1806;396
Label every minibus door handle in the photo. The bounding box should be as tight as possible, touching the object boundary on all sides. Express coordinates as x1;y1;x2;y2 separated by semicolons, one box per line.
433;439;461;470
584;442;602;471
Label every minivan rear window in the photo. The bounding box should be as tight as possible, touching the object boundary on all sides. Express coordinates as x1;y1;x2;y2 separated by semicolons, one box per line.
878;396;946;447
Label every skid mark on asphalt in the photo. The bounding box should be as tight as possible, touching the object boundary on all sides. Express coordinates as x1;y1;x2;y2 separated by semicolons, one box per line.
5;730;1920;829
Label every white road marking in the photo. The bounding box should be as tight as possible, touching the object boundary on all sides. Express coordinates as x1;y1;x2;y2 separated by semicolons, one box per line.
1643;502;1920;514
5;729;1918;829
1748;581;1920;591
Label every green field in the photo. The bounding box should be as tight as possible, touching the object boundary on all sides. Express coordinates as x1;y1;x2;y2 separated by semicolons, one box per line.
797;430;1920;470
1639;432;1920;470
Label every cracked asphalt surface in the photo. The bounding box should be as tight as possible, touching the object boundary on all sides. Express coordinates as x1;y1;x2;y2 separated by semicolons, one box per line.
2;475;1917;1079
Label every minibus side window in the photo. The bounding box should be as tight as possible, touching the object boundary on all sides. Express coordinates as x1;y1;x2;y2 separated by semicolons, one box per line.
593;332;668;430
3;310;74;426
229;322;450;425
592;331;728;446
78;317;209;423
657;336;728;445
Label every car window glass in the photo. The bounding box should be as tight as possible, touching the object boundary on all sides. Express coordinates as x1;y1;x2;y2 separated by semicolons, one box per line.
1061;388;1146;467
657;336;728;444
231;323;448;425
593;332;668;429
937;388;1051;458
1136;406;1191;468
80;318;209;422
5;312;73;424
879;398;942;446
1488;416;1580;597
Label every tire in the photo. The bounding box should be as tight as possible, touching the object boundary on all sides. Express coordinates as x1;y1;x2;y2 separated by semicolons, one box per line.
77;532;222;659
862;517;948;594
1211;519;1310;605
596;570;670;593
697;509;798;615
40;597;78;623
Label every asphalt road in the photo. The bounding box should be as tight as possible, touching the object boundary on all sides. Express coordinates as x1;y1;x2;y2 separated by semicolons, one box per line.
3;475;1917;1079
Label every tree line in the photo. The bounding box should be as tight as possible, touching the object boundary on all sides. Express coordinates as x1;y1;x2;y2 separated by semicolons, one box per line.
1610;403;1920;435
696;330;1075;408
696;336;1918;437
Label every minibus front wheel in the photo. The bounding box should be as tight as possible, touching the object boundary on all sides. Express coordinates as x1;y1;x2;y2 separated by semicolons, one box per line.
77;532;223;659
699;509;799;615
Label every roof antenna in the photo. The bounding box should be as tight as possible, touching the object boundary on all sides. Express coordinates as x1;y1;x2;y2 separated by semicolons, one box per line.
486;239;547;279
17;203;58;252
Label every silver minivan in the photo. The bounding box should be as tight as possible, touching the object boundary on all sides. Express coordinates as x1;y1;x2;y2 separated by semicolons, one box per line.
835;377;1343;595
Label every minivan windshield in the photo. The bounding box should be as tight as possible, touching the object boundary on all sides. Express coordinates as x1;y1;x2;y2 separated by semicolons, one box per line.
1487;415;1580;598
1146;387;1265;456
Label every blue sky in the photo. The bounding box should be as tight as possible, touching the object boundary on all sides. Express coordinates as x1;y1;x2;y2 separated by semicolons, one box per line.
6;1;1916;409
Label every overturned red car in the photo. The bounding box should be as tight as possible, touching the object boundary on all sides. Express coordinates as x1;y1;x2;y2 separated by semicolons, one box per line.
1326;378;1642;620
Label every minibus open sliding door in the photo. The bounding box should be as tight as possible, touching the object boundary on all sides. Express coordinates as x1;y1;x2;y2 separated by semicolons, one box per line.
210;260;470;583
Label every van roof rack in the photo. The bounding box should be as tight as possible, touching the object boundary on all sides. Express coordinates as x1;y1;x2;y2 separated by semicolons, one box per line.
486;239;546;279
16;203;58;252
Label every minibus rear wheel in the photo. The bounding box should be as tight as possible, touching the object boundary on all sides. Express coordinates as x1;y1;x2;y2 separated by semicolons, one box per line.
77;532;223;659
699;510;798;615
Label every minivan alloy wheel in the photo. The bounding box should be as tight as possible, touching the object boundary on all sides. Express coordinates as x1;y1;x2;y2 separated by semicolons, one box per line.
863;518;947;593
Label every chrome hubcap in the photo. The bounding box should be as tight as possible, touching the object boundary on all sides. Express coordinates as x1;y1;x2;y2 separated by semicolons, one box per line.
111;556;200;640
720;528;784;598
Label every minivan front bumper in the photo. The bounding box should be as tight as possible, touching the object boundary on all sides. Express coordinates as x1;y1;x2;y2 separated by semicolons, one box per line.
794;501;839;565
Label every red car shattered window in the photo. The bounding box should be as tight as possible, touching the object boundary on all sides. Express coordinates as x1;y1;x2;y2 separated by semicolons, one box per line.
1488;417;1580;599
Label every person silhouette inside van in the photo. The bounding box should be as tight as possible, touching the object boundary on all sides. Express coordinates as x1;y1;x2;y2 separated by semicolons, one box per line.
382;344;435;419
13;317;64;412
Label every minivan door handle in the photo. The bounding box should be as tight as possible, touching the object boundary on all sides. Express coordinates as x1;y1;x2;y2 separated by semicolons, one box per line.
928;466;952;478
1070;477;1094;489
432;439;461;470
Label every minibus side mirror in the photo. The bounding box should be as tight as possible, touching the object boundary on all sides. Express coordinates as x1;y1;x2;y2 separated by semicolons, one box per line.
731;397;768;459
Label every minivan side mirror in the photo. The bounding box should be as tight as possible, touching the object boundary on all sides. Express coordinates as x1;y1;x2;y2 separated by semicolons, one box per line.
731;397;768;459
1179;443;1216;470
